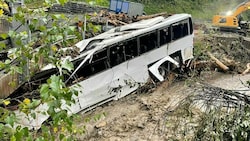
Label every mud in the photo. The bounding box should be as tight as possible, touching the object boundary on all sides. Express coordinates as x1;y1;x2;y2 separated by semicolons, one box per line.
78;80;193;141
76;72;250;141
75;32;250;140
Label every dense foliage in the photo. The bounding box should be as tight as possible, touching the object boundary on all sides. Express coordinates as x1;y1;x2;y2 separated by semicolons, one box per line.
0;0;90;140
129;0;246;19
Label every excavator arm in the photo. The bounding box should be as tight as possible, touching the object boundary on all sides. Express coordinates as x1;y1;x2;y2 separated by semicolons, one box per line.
231;1;250;17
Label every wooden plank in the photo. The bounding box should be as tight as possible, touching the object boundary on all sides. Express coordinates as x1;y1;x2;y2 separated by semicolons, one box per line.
0;72;19;98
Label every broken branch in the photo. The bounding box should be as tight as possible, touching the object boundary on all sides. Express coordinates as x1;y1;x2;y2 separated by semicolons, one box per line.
242;63;250;75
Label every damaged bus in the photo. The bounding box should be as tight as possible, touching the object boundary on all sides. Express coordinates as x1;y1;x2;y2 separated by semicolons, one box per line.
10;13;194;129
67;13;193;113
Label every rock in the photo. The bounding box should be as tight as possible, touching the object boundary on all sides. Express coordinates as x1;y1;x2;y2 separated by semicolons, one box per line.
107;137;122;141
97;130;103;136
95;121;107;128
137;122;145;129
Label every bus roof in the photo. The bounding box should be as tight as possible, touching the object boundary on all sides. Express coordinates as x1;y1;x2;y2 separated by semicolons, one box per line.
75;13;192;53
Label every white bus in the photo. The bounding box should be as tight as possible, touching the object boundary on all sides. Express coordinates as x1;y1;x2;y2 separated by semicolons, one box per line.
12;13;194;129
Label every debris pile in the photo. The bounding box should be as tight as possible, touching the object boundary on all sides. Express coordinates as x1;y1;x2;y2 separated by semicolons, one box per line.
88;11;169;26
193;83;250;110
195;34;250;74
49;2;107;14
162;81;250;140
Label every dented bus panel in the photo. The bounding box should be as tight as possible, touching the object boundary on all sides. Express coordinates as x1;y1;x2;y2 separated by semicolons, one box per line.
13;13;194;129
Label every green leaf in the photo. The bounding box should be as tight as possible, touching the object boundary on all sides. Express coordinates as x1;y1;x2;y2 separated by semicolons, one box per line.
49;75;61;92
28;24;35;32
30;99;41;109
0;42;6;50
57;0;68;6
20;31;28;40
14;66;23;74
5;59;11;65
59;133;65;140
51;14;62;20
35;137;45;141
5;114;16;127
32;18;38;25
15;39;22;46
39;25;47;32
61;59;74;72
47;106;56;116
8;30;15;38
93;25;101;33
15;128;25;141
60;14;66;19
68;26;76;32
10;135;16;141
31;113;36;119
40;84;49;101
0;33;8;39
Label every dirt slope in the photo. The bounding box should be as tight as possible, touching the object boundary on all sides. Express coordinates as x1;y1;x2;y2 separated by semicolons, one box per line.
79;80;193;140
74;71;250;141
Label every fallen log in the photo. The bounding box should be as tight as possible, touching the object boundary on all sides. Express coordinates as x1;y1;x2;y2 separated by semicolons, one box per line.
135;12;168;21
108;19;118;26
222;57;235;65
207;52;229;71
242;63;250;75
114;20;127;25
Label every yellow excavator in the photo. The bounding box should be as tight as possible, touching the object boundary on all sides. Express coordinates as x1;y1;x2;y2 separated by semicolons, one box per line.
212;1;250;35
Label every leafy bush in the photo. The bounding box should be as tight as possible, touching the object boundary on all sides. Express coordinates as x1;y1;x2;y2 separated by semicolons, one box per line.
0;0;101;140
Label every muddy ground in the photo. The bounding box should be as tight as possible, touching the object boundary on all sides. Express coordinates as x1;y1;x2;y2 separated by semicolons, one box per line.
77;72;250;141
75;32;250;140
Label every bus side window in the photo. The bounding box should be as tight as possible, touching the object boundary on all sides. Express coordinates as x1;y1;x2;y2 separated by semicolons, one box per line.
172;24;181;40
189;17;193;34
172;20;190;40
73;61;92;81
70;49;109;84
160;26;171;45
109;44;126;67
91;48;109;74
124;38;138;60
139;31;157;54
183;22;189;36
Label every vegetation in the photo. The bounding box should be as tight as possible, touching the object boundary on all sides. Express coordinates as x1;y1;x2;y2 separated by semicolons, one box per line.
164;82;250;141
0;0;96;140
117;0;246;19
194;106;250;140
24;0;249;19
90;0;248;20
